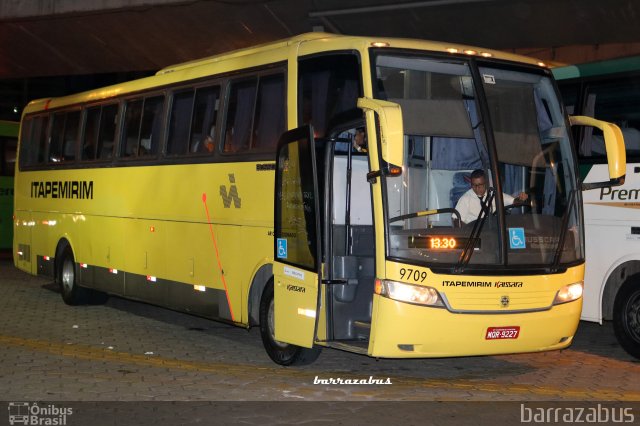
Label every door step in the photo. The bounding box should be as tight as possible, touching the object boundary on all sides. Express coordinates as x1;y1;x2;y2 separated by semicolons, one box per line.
326;340;369;354
353;320;371;329
353;320;371;340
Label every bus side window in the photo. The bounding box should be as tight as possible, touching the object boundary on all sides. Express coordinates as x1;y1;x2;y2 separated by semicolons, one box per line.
122;95;165;158
82;107;100;161
298;54;362;138
167;89;195;155
252;74;285;151
582;79;640;160
97;104;119;160
22;115;49;167
189;86;220;154
223;78;257;154
122;99;143;158
62;111;80;162
49;112;66;163
17;118;31;169
140;95;165;156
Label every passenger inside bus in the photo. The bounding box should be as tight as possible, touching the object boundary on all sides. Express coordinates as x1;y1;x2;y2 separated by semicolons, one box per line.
353;127;367;152
330;125;367;154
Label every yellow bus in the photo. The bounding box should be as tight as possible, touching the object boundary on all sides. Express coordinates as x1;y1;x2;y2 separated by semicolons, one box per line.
14;33;626;365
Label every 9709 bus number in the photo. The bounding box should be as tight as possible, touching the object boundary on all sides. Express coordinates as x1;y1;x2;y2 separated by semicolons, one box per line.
399;268;427;282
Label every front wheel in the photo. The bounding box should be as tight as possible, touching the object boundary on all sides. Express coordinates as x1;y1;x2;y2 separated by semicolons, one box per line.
259;279;321;366
613;279;640;359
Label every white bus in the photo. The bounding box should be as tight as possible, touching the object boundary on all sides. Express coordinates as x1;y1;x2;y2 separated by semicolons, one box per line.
554;56;640;359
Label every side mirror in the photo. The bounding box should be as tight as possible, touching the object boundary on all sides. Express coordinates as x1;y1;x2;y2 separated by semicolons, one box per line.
570;115;626;190
357;97;404;168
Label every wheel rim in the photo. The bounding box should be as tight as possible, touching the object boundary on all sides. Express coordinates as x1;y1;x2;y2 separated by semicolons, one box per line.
624;290;640;342
61;257;75;294
267;298;288;348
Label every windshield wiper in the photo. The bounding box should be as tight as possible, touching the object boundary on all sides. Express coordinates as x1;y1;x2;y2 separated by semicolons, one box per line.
389;208;461;224
455;188;495;273
551;189;577;272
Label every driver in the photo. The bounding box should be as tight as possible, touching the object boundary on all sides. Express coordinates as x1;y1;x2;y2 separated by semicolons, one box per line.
455;169;529;224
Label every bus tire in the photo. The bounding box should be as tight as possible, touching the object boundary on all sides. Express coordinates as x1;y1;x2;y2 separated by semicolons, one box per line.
613;279;640;359
259;279;321;366
57;246;89;305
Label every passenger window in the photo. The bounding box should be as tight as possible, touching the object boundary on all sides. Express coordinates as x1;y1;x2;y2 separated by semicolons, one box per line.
298;54;362;138
22;115;49;166
97;104;118;160
122;99;143;158
122;96;165;158
82;107;100;160
168;90;195;155
139;95;164;156
253;74;285;151
17;118;32;169
29;110;80;164
63;111;80;161
223;74;284;154
190;86;220;154
49;112;66;163
223;78;257;154
580;78;640;161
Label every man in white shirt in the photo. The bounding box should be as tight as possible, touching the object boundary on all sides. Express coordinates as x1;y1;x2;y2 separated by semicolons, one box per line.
455;169;529;224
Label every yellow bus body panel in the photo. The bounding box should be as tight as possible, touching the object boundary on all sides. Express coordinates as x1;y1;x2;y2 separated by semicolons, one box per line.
273;262;318;348
368;263;584;357
13;161;275;325
369;294;581;357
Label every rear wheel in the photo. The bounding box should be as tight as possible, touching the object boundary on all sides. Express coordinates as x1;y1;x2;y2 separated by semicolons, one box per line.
259;279;321;365
57;246;88;305
613;279;640;359
57;245;108;305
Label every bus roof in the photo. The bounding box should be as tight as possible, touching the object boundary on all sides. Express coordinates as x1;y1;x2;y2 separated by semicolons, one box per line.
553;55;640;80
24;32;547;114
155;32;544;75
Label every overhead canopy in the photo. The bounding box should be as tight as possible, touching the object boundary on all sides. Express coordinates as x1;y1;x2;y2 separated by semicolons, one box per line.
1;0;640;79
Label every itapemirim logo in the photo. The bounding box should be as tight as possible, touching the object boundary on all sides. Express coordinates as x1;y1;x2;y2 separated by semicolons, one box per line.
219;173;241;208
7;402;73;425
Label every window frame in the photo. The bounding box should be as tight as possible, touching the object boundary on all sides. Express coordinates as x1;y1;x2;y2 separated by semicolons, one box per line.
17;61;287;171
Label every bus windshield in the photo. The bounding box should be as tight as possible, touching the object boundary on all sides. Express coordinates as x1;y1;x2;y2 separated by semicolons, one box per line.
374;53;582;271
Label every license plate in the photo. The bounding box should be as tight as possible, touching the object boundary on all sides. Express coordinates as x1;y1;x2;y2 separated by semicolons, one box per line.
485;326;520;340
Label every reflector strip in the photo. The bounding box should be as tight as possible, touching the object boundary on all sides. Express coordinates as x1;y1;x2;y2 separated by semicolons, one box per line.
297;308;316;318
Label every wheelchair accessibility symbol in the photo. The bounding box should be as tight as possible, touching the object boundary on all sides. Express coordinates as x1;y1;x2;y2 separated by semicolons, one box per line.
509;228;526;249
277;238;288;259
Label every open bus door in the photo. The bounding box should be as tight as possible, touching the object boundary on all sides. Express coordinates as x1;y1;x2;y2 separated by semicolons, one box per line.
271;125;322;359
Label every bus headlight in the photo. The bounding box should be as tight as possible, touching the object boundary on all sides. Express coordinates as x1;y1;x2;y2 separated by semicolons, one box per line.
553;282;583;305
375;279;444;307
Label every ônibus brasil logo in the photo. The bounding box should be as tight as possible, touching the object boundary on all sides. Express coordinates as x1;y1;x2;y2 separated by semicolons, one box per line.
8;402;73;425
